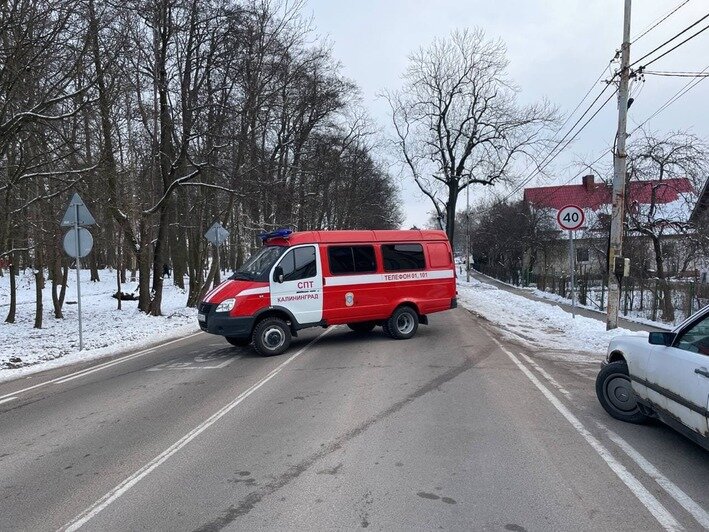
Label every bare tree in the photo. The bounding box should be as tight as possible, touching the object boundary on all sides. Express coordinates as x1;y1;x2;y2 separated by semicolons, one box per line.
626;130;709;322
384;28;555;245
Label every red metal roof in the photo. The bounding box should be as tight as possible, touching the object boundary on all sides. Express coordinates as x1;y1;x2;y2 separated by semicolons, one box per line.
267;229;449;246
523;178;694;211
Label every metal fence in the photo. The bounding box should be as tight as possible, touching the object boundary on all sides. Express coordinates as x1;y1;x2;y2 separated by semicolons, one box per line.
477;265;708;325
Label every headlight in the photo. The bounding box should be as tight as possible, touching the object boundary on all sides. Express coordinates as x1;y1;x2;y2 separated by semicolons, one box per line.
215;298;236;313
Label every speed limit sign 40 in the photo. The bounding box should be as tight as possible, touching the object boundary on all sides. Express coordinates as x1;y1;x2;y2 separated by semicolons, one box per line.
557;204;585;231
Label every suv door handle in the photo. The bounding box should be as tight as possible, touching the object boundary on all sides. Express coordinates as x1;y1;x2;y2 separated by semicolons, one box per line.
695;368;709;378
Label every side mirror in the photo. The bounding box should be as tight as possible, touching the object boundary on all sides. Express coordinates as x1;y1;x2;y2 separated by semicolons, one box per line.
648;331;673;347
273;265;284;283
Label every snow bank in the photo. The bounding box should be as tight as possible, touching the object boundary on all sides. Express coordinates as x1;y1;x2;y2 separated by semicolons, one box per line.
0;269;199;382
457;279;646;363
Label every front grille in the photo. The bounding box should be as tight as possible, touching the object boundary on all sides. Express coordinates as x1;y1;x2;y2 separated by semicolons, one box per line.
199;302;214;314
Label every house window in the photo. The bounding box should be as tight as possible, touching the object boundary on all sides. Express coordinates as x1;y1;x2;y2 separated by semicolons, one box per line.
576;247;590;263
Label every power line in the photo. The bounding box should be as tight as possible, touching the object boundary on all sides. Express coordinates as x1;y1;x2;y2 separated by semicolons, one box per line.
501;60;615;191
641;22;709;69
504;88;618;201
630;64;709;134
527;147;613;207
630;12;709;68
631;0;690;44
643;70;709;77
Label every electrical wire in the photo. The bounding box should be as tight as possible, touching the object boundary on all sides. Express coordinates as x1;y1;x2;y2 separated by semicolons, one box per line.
631;0;690;44
643;69;709;77
530;147;614;207
630;12;709;68
629;64;709;135
480;58;614;198
641;22;709;69
503;88;619;201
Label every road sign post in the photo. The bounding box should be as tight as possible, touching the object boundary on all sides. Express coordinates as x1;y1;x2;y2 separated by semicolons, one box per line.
557;205;585;319
61;193;96;351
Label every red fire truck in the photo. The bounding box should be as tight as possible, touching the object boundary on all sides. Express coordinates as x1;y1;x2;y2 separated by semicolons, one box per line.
198;229;457;356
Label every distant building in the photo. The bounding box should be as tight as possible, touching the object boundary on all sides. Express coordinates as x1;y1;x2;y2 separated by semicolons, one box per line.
522;174;703;279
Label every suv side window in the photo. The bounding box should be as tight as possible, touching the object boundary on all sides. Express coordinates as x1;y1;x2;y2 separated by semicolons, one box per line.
279;246;317;282
675;313;709;355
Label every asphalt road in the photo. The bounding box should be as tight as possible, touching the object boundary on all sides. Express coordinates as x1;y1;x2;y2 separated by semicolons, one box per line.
0;308;707;531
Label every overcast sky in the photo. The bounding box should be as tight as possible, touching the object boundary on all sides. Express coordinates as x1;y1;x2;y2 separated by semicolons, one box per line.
302;0;709;228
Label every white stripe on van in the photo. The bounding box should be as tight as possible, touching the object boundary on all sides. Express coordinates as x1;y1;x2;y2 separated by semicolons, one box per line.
324;269;454;287
237;286;270;296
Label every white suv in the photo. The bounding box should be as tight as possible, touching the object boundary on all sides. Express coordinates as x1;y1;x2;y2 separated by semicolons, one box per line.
595;305;709;451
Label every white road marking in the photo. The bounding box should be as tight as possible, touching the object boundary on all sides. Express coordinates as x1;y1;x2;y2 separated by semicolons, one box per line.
147;354;239;372
60;327;335;532
494;340;683;532
146;356;238;372
0;332;203;400
598;421;709;530
0;396;17;405
519;353;572;398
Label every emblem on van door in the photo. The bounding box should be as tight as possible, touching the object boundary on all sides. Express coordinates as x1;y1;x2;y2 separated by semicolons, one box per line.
345;292;354;307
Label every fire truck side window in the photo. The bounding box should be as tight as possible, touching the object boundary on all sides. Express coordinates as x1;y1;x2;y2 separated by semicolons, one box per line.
382;244;426;271
328;246;376;275
279;246;317;282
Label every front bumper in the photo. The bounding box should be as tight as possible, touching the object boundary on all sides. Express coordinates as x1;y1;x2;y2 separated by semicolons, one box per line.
198;302;254;338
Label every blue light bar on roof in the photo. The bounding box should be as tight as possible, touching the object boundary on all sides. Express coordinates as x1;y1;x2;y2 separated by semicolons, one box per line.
259;228;293;242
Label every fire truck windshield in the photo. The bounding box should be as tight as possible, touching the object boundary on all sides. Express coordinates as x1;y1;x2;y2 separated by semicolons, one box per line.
230;245;286;282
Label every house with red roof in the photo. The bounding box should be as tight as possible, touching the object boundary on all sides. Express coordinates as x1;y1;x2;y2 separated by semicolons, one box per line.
522;174;704;280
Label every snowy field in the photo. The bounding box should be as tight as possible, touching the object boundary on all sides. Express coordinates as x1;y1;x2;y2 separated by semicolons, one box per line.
0;269;198;381
457;278;646;364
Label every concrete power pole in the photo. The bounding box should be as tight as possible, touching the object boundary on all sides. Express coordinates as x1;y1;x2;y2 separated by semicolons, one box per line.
466;181;470;283
607;0;632;330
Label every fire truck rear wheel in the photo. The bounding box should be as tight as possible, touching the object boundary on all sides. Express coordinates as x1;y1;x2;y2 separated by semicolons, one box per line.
347;322;376;333
387;306;419;340
253;317;292;356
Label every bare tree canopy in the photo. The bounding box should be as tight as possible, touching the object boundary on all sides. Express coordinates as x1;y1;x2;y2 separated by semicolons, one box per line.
385;28;556;245
0;0;403;326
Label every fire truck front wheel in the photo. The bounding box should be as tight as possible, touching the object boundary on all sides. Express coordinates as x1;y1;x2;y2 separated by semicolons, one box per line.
253;317;292;356
387;306;419;340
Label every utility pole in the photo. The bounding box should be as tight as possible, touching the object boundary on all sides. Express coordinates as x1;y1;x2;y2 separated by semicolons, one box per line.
607;0;632;330
466;181;470;283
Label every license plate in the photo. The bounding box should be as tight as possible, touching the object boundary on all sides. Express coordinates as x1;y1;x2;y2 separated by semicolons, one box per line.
197;313;206;322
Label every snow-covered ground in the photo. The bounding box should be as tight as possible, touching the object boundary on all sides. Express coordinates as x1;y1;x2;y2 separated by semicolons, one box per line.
0;269;198;382
457;278;646;364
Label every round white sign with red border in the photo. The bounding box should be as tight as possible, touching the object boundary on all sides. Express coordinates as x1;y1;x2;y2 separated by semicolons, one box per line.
557;204;585;231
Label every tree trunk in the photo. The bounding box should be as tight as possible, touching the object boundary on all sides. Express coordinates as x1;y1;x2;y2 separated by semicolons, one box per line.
34;267;43;329
138;220;151;313
445;186;459;247
149;203;171;316
651;236;675;322
5;253;16;323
